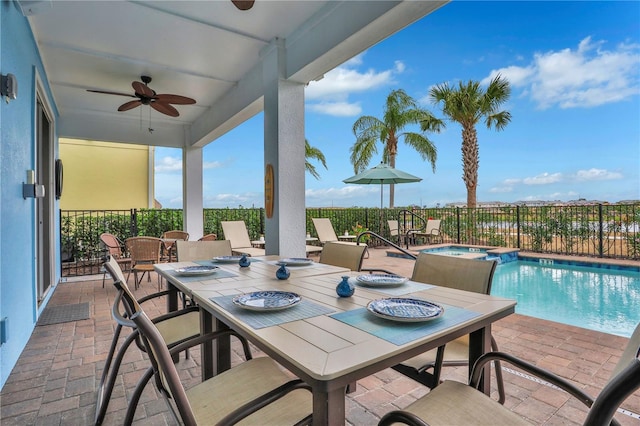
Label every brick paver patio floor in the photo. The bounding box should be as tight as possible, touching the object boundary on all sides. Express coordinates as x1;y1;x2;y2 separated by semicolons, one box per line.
1;246;639;425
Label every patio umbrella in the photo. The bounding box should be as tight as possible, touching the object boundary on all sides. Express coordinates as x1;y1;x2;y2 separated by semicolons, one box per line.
343;162;422;210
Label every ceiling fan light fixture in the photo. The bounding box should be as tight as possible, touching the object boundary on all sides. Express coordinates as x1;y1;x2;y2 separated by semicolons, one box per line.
87;75;195;117
232;0;255;11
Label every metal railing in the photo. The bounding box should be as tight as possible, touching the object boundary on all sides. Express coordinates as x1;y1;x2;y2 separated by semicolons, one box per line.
61;203;640;276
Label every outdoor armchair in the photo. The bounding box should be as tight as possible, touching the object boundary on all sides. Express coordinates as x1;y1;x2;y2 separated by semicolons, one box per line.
414;219;442;244
379;322;640;426
392;253;505;403
125;236;163;290
162;230;189;262
123;288;314;425
99;232;131;288
96;255;201;426
198;233;218;241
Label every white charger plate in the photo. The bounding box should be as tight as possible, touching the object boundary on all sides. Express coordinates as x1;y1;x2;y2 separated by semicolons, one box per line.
212;256;244;263
367;298;444;322
356;274;408;287
277;258;314;266
174;265;219;276
232;291;302;311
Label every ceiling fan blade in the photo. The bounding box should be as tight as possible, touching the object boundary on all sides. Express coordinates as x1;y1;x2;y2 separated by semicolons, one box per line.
118;100;142;112
151;102;179;117
232;0;255;10
132;81;155;98
155;94;196;105
87;89;137;98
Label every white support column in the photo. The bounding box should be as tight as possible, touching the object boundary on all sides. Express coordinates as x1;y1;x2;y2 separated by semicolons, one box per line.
183;146;204;240
262;38;306;257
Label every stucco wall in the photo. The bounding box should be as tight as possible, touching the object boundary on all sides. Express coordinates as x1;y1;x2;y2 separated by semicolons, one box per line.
60;139;152;210
0;2;59;389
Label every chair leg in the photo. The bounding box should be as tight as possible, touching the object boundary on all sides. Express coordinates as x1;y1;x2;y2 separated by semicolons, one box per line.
95;327;138;425
491;336;506;404
124;367;155;425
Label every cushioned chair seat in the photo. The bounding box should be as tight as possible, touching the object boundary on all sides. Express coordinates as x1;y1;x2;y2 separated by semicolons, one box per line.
397;380;530;425
187;357;312;425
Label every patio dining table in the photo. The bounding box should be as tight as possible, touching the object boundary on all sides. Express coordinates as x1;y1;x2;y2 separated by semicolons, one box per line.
155;257;516;426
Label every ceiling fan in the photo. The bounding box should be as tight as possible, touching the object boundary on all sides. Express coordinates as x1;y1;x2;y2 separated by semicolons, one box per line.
87;76;196;117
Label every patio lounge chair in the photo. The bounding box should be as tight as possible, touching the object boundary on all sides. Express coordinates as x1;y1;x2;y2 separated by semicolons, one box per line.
380;321;640;426
311;218;360;246
392;253;505;403
414;219;442;244
96;255;201;426
220;220;265;256
122;286;314;425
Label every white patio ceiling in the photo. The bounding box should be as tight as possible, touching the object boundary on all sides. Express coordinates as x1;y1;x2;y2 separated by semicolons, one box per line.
23;0;447;149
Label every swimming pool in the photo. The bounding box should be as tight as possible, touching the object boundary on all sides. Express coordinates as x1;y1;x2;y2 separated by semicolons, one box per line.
491;261;640;337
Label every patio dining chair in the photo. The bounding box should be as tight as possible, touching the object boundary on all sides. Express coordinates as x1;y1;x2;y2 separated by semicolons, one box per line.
99;232;131;288
414;219;442;244
220;220;265;256
319;241;368;271
125;236;163;290
379;322;640;426
175;240;232;261
198;233;218;241
122;288;314;425
162;230;189;262
96;255;201;426
392;253;505;403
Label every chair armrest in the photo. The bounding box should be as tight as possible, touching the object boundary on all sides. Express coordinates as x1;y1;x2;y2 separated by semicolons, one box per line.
379;410;430;426
168;330;253;361
217;379;313;425
112;292;137;329
150;305;200;324
470;351;595;408
137;289;173;304
361;268;397;275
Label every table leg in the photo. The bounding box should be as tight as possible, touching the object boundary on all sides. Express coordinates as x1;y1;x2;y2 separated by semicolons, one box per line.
312;385;346;426
199;310;231;380
469;325;492;395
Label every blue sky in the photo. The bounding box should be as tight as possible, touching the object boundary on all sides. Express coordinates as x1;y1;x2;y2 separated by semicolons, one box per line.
154;1;640;209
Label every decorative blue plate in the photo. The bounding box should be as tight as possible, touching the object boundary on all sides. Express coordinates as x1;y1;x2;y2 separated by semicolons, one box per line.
174;265;219;276
232;291;302;311
277;258;314;266
212;256;244;263
366;298;444;322
356;274;408;287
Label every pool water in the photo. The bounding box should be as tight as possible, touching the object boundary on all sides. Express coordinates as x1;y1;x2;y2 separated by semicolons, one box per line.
492;261;640;337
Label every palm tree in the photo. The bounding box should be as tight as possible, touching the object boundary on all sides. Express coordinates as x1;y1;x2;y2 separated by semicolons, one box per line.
423;75;511;208
351;89;442;208
305;139;327;180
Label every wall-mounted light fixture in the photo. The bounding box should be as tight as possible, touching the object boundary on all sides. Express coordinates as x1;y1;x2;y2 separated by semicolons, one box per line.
23;170;45;199
1;73;18;102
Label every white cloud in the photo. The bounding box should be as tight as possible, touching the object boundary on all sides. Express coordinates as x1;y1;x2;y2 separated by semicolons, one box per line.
574;168;623;181
483;36;640;109
306;54;404;117
155;156;182;173
203;161;224;170
523;172;563;185
307;102;362;117
489;185;514;193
